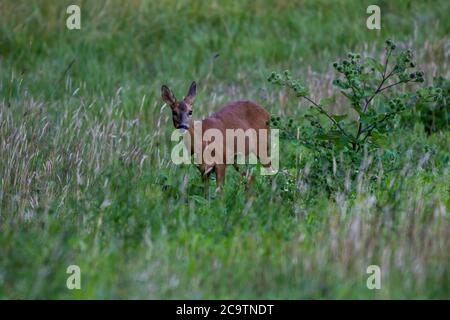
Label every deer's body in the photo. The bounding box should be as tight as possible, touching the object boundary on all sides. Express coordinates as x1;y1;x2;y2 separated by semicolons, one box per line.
162;82;271;197
203;101;270;133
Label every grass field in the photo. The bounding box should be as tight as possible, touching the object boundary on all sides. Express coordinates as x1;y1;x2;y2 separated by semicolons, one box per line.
0;0;449;299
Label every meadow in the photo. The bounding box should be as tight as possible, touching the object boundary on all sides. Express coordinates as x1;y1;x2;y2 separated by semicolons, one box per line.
0;0;449;299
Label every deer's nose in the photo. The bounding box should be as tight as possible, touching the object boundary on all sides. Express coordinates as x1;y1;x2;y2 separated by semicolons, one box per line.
177;124;189;130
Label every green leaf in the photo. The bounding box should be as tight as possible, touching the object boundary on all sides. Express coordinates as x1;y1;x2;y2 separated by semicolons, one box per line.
333;79;350;89
331;114;348;122
320;97;336;106
371;132;388;147
191;195;209;205
350;102;363;115
359;73;372;82
341;90;356;102
315;133;341;142
360;112;376;125
363;89;376;98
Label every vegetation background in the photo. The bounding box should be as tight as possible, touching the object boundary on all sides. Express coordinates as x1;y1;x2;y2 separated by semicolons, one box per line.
0;0;448;298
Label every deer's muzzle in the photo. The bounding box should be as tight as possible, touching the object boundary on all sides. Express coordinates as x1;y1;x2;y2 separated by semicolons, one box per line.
177;124;189;130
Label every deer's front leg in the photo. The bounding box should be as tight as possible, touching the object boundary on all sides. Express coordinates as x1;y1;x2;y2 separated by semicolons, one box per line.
215;164;226;193
203;173;210;199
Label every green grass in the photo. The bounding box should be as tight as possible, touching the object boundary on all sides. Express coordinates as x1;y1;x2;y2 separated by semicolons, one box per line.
0;0;449;299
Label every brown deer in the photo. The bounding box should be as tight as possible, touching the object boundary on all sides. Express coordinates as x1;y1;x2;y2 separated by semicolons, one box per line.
161;81;272;197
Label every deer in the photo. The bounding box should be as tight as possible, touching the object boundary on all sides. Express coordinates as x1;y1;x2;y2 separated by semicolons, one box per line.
161;81;272;198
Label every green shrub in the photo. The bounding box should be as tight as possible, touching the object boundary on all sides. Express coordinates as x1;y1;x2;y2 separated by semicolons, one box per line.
268;40;428;194
407;76;449;133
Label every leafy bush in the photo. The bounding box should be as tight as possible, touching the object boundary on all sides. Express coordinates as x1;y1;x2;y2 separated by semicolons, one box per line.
268;40;429;194
407;76;449;133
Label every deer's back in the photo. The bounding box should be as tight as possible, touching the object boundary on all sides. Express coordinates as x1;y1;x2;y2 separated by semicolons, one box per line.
204;100;270;131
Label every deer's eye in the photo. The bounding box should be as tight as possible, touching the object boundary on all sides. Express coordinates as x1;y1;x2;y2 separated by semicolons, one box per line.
188;110;193;116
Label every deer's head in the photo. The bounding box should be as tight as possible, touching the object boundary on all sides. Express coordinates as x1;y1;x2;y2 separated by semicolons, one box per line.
161;81;196;133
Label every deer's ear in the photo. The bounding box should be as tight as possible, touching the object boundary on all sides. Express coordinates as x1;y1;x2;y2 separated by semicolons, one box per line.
184;81;197;105
161;85;176;106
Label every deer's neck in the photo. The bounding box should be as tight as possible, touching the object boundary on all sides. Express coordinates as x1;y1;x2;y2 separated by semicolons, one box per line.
185;119;196;156
189;120;195;155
